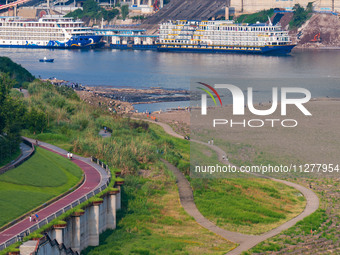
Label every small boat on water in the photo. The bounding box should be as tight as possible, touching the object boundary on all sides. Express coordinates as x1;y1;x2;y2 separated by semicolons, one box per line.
39;57;54;62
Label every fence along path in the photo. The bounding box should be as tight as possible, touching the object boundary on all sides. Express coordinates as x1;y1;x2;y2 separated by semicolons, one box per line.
0;138;110;251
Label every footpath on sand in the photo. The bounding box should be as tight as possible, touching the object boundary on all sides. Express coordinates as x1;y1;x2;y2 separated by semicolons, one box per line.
136;117;319;255
0;138;109;248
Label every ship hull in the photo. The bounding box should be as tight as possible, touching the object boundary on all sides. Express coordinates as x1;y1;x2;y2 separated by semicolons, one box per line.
157;44;296;54
0;35;104;49
110;44;157;50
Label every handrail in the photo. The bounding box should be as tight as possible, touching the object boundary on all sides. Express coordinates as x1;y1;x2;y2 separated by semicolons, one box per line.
0;156;112;251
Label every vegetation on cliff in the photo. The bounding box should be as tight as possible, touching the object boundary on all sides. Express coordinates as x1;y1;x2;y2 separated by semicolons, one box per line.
65;0;120;22
0;73;26;166
0;57;34;88
289;3;313;29
236;9;274;24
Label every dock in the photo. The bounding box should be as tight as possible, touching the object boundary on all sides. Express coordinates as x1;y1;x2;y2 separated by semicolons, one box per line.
93;27;158;50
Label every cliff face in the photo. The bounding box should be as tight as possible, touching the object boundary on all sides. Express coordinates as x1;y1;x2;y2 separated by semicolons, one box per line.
294;14;340;48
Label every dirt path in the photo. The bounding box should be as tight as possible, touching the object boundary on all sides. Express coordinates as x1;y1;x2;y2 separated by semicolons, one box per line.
99;129;112;138
140;118;319;255
15;88;29;98
0;139;109;249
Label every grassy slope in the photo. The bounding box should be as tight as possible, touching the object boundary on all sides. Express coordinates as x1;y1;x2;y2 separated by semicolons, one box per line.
236;9;274;24
0;57;35;88
244;177;340;254
189;143;306;235
83;163;235;255
193;178;305;235
0;147;82;227
23;81;307;252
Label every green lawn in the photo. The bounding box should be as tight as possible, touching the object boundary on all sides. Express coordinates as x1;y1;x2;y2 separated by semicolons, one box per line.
192;178;306;235
0;147;83;227
189;144;306;235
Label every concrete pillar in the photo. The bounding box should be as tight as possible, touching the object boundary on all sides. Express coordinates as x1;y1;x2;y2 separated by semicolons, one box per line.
14;5;17;17
54;228;63;245
148;0;151;6
71;215;81;252
160;0;163;8
225;7;229;20
137;0;141;7
89;203;100;246
107;193;117;229
116;186;121;210
20;240;39;255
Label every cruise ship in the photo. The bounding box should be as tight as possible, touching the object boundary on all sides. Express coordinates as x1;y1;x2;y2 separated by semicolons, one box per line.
0;15;103;48
158;20;296;54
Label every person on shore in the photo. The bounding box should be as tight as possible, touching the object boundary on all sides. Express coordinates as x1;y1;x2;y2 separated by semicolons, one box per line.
70;153;73;160
35;214;39;221
104;126;107;133
211;139;214;145
67;152;70;159
29;215;32;222
35;140;39;146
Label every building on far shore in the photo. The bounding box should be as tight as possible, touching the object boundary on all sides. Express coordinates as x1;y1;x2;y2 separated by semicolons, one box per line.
230;0;339;14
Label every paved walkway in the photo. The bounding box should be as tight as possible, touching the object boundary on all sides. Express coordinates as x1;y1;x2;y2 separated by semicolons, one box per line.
138;117;319;255
17;142;33;162
0;139;109;247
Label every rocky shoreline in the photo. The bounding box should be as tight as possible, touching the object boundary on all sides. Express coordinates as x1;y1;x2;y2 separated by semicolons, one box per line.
76;86;190;114
84;86;190;104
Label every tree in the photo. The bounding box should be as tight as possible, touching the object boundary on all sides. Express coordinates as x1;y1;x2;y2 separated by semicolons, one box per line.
0;73;27;164
121;4;129;20
289;4;312;29
25;108;48;134
83;0;101;14
306;2;313;13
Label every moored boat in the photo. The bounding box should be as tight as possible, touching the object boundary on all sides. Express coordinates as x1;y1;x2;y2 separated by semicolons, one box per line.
0;15;104;49
39;57;54;62
157;20;296;54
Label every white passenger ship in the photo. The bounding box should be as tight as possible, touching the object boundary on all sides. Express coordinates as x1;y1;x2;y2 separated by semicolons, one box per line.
0;15;103;48
158;20;296;54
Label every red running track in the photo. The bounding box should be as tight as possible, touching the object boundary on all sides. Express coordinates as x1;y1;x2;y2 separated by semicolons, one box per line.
0;145;102;245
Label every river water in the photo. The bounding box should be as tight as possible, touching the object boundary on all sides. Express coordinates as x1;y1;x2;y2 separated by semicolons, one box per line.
1;48;340;111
